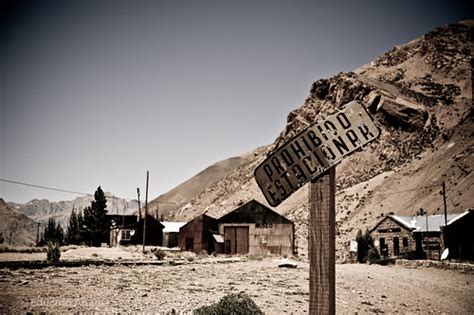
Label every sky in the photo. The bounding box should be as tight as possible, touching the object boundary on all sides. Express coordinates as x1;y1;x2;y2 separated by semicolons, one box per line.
0;0;471;203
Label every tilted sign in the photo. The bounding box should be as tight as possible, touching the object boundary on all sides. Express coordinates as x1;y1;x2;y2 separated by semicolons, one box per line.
254;101;380;207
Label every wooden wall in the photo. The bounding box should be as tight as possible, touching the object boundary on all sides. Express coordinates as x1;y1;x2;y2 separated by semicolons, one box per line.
219;223;294;256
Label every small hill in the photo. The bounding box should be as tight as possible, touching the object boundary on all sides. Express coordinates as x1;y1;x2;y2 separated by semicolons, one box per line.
0;198;39;246
147;151;258;219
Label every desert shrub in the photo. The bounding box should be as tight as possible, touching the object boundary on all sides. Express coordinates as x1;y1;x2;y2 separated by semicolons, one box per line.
181;251;196;261
195;292;263;315
247;254;264;261
46;242;61;263
367;247;381;264
376;256;396;266
153;248;166;260
356;229;376;263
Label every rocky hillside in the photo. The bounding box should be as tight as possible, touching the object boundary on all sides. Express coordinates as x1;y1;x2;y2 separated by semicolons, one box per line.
0;198;38;246
9;193;140;228
156;20;473;260
147;151;257;219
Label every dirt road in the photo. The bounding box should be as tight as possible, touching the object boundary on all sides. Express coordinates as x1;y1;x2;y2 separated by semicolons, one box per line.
1;259;472;314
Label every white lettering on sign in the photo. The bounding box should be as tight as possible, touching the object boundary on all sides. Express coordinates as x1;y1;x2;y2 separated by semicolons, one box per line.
254;101;380;207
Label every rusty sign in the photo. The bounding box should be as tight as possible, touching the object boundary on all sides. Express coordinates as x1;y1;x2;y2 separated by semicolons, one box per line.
254;101;380;207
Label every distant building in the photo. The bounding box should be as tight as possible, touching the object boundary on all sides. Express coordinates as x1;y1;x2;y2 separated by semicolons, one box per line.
178;214;219;254
161;221;186;248
179;200;295;256
442;209;473;261
370;209;473;260
107;214;164;247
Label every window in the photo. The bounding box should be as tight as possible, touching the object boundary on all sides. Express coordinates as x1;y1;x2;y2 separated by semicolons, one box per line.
403;237;408;247
121;229;132;241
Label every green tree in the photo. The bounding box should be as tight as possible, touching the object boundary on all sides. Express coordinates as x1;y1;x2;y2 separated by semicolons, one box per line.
356;229;377;263
83;186;109;246
66;208;83;245
41;217;64;245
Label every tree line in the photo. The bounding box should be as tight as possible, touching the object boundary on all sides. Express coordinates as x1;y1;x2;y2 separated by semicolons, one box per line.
39;186;109;247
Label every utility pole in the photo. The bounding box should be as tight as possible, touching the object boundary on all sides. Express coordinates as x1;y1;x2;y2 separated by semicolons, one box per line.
442;181;448;226
425;210;430;260
137;188;141;221
142;171;149;253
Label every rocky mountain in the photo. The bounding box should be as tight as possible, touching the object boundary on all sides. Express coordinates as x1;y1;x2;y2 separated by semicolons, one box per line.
154;20;473;260
0;198;39;246
9;193;140;229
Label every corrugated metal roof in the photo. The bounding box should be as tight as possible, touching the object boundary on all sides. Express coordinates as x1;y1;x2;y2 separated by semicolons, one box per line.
391;212;467;233
162;221;187;233
212;234;224;243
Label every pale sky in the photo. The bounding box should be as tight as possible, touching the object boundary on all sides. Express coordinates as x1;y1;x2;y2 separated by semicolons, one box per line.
0;0;471;203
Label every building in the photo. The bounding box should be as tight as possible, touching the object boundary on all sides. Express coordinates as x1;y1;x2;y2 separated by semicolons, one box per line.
442;209;473;261
178;214;218;254
370;210;472;260
179;200;295;256
162;221;186;248
107;214;164;247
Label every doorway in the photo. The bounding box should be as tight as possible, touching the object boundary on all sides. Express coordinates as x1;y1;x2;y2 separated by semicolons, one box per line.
224;226;249;254
393;237;400;256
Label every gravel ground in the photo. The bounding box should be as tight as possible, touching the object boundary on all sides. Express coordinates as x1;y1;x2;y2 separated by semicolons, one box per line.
1;257;473;314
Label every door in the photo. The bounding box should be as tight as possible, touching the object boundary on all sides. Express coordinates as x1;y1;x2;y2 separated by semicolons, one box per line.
393;237;400;256
186;238;194;252
379;238;388;256
224;226;249;255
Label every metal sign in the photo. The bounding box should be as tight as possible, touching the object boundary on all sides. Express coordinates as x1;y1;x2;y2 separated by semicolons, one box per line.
255;101;380;207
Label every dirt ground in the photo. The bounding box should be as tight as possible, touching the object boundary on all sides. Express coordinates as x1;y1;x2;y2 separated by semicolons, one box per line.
0;252;473;314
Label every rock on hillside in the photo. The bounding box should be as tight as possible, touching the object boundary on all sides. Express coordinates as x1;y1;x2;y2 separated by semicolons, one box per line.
0;198;39;246
155;21;473;260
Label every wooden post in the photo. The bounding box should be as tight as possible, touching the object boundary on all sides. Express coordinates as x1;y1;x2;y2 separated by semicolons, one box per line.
309;167;336;315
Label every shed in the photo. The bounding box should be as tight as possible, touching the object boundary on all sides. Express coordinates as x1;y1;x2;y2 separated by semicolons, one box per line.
217;200;295;256
178;214;218;254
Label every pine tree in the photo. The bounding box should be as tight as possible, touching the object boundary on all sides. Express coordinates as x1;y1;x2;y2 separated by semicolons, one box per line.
83;186;109;246
77;209;85;243
66;208;83;245
41;217;64;245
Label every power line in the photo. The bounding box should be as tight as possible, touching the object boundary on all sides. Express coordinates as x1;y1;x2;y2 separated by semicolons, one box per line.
0;178;135;201
0;178;89;196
